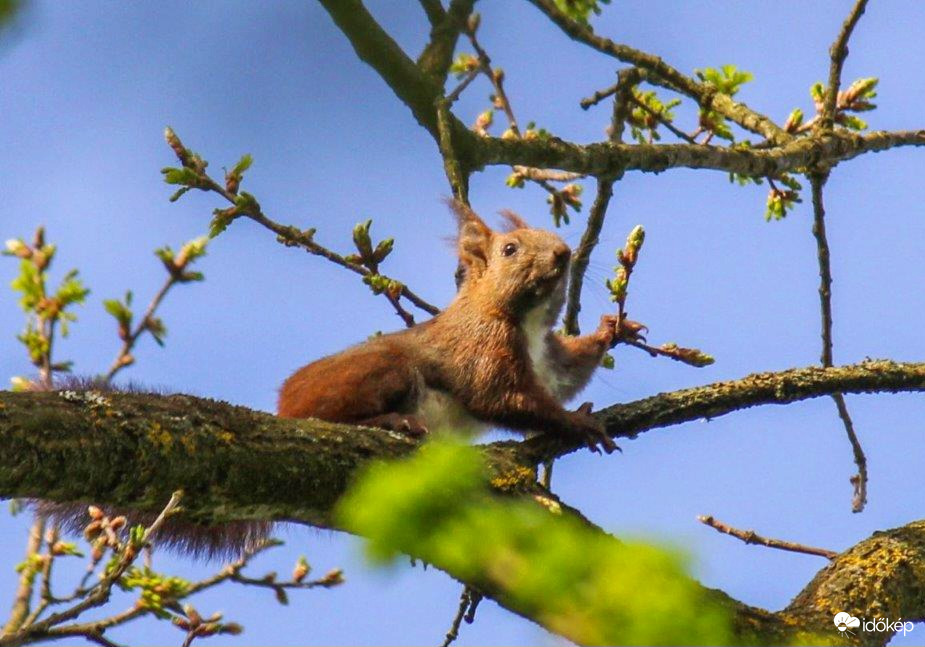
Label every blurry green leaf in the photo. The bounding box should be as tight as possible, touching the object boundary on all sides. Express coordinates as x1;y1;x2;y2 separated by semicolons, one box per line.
209;207;239;238
145;317;167;346
448;53;478;79
337;440;733;646
505;171;525;189
55;269;89;308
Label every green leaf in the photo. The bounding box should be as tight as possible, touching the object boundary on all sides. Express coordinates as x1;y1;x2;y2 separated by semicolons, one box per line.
161;166;200;186
352;219;374;261
104;296;133;327
55;269;90;308
232;153;253;176
695;65;753;96
839;114;868;131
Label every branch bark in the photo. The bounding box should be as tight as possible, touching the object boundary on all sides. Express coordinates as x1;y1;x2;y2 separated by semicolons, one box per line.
474;128;925;179
2;364;924;645
316;0;476;164
524;359;925;459
526;0;791;145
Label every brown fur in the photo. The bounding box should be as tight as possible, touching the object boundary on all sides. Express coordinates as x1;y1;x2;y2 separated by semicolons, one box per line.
279;202;619;451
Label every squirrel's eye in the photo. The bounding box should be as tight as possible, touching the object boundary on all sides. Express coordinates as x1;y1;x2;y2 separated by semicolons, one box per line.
502;243;518;257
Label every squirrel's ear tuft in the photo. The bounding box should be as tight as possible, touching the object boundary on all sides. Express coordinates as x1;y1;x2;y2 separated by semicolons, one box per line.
499;209;530;231
447;199;492;277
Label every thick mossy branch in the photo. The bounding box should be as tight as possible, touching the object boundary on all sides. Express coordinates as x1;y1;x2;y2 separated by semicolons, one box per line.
1;365;925;644
786;520;925;647
2;360;923;517
0;391;538;528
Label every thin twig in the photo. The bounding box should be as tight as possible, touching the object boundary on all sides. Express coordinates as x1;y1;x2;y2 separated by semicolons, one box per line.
698;515;838;560
436;98;471;204
105;274;177;382
464;592;481;623
563;69;635;334
0;492;183;647
629;95;699;144
563;179;613;336
20;525;60;627
810;174;868;512
466;29;519;136
580;81;620;110
3;516;46;634
43;539;283;644
441;587;480;647
200;176;441;320
511;166;583;183
446;67;480;104
822;0;870;130
527;0;790;144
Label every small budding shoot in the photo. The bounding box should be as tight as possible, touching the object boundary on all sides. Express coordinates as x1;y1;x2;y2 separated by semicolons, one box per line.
4;227;89;387
292;556;310;583
473;109;493;136
604;226;714;368
449;53;479;79
628;90;681;144
548;184;583;227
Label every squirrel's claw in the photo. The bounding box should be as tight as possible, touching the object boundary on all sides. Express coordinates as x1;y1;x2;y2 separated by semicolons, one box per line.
572;402;619;455
598;314;648;349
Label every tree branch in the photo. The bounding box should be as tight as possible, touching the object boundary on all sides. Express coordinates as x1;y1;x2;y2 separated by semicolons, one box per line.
526;0;790;145
2;360;925;645
417;0;476;84
524;359;925;459
475;127;925;179
2;360;922;519
317;0;466;147
810;173;868;512
698;515;838;560
822;0;870;130
563;177;613;335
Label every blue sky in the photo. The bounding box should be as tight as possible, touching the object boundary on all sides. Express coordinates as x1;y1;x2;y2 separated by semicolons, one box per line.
1;1;924;645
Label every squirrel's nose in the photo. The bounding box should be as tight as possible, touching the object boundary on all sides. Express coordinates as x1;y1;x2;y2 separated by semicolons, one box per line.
553;245;571;270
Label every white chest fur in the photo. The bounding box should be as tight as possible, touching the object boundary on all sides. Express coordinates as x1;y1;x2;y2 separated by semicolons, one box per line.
522;303;569;400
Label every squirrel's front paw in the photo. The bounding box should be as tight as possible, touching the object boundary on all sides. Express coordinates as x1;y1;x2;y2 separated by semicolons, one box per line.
597;314;648;348
567;402;619;454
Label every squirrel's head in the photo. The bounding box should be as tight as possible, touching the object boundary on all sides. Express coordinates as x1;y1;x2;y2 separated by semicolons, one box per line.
450;200;570;316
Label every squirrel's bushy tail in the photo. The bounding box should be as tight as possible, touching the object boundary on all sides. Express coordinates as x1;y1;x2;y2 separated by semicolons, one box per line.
34;500;273;560
27;377;273;560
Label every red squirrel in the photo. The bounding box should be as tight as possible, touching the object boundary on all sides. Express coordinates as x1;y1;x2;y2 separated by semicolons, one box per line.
39;202;619;558
278;201;619;454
